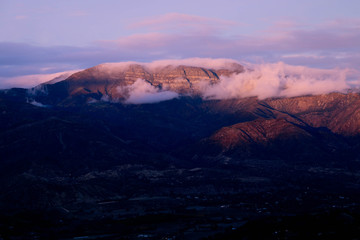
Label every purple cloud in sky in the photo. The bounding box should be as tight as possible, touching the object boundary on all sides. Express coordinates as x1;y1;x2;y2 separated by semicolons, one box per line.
1;7;360;87
127;12;240;33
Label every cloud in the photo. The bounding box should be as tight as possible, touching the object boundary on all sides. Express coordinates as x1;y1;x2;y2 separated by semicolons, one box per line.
201;62;358;100
96;59;360;104
127;12;239;33
98;33;175;50
69;10;89;17
101;57;244;71
3;57;359;104
0;42;125;78
27;99;49;108
0;70;80;89
321;18;360;29
100;17;360;69
117;79;178;104
15;15;27;20
1;16;360;83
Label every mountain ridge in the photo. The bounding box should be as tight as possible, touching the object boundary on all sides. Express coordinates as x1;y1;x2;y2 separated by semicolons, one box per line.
2;64;360;238
30;62;245;106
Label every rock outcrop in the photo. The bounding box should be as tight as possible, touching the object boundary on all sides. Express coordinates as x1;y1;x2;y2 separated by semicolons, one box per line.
36;63;244;105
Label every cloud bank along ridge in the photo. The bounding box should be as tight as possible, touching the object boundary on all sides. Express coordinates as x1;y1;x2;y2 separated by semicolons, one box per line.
3;58;359;104
108;59;359;104
201;62;359;100
99;58;242;72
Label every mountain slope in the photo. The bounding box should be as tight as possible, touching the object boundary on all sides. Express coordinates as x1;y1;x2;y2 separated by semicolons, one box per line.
2;62;360;238
33;62;244;106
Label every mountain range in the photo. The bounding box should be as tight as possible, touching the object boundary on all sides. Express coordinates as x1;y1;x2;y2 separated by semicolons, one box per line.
1;61;360;239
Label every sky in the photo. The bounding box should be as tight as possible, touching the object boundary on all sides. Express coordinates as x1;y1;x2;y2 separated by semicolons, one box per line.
0;0;359;87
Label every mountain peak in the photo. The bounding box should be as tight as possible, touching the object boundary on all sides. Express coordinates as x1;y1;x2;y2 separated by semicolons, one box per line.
31;60;244;106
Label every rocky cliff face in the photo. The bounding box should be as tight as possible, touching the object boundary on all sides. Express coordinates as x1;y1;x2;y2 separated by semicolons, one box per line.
265;92;360;135
188;92;360;162
36;63;244;105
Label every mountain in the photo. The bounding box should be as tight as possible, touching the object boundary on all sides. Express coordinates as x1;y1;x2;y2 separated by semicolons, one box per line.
31;62;244;106
194;92;360;163
1;61;360;239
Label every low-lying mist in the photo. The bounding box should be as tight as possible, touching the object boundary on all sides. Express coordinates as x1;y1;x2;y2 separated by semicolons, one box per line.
117;79;179;104
118;60;359;104
201;62;358;100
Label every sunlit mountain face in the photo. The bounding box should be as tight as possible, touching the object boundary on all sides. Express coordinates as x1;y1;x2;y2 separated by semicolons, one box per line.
1;59;360;239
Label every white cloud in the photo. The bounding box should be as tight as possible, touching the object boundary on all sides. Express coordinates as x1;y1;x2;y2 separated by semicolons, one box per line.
201;62;358;100
100;57;244;72
102;59;360;103
27;99;48;108
117;79;178;104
